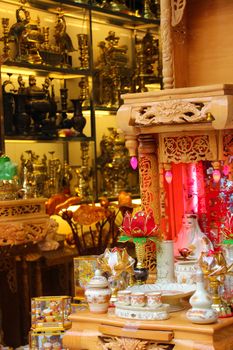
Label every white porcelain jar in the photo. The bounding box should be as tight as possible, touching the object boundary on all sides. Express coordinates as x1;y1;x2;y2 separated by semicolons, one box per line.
186;268;218;324
85;269;111;313
175;261;197;285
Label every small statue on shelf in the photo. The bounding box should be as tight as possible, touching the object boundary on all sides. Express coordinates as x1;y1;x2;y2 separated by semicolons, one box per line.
2;74;58;137
20;150;47;198
9;6;44;64
24;75;57;135
2;73;17;135
94;31;131;108
54;10;76;67
97;128;138;197
18;74;25;93
133;30;160;92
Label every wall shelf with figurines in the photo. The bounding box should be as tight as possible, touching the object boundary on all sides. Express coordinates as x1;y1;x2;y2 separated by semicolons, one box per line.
0;0;160;202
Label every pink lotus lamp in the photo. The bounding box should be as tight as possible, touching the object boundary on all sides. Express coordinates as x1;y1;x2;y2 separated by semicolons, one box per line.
118;209;160;284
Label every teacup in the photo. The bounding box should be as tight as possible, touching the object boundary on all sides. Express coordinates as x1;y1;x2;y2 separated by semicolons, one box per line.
117;290;131;305
131;292;146;307
146;292;162;307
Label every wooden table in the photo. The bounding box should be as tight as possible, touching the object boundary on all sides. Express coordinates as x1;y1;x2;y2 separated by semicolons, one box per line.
63;309;233;350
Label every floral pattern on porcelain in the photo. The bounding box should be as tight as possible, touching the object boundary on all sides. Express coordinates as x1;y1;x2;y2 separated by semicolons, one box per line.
115;303;169;320
85;290;111;304
175;261;198;284
186;267;218;324
186;308;218;324
85;269;111;313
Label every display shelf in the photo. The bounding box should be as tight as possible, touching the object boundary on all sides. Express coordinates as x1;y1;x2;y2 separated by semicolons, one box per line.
26;0;160;26
2;61;91;77
90;7;160;28
0;0;160;201
5;135;94;141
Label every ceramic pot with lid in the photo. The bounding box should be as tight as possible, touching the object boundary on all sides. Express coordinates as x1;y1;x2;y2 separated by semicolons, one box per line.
85;269;111;313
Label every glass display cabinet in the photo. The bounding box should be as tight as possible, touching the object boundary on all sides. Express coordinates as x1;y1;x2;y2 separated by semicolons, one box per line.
0;0;161;201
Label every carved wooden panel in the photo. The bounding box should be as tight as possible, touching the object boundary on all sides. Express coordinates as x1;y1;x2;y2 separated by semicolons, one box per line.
133;100;211;126
159;132;217;163
98;336;175;350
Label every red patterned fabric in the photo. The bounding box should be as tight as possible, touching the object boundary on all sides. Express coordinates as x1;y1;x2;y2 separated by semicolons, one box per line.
165;161;233;247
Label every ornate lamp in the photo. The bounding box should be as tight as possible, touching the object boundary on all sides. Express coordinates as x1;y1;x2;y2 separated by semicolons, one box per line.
118;209;160;284
164;163;173;184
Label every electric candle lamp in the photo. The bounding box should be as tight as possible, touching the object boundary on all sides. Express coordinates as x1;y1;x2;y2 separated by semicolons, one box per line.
130;156;138;170
212;162;221;183
213;169;221;183
223;164;230;176
164;163;172;184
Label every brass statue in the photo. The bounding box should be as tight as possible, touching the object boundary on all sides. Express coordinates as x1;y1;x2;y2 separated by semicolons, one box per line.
2;73;58;136
97;128;136;197
133;30;160;92
9;6;44;64
54;10;76;67
94;31;131;108
20;150;47;198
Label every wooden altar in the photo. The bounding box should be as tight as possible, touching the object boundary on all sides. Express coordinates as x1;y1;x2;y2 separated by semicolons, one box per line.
62;309;233;350
116;84;233;240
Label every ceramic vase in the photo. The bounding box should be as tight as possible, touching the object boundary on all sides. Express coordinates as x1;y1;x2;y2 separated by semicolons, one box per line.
186;267;218;324
85;269;111;313
71;99;86;135
156;240;175;283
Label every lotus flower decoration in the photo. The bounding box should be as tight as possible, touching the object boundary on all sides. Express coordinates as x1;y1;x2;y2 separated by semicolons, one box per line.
97;247;135;278
118;209;160;284
119;209;159;242
97;247;135;301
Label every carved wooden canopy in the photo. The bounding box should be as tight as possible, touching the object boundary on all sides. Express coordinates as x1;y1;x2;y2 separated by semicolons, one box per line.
117;84;233;163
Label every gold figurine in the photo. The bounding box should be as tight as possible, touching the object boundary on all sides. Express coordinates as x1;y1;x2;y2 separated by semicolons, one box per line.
54;9;76;67
94;31;130;108
9;6;43;64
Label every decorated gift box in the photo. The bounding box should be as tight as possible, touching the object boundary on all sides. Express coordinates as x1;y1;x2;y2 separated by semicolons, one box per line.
31;296;72;331
29;330;65;350
73;255;99;300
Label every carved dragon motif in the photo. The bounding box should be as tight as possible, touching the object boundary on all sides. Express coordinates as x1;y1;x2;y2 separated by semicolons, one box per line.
133;100;213;126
